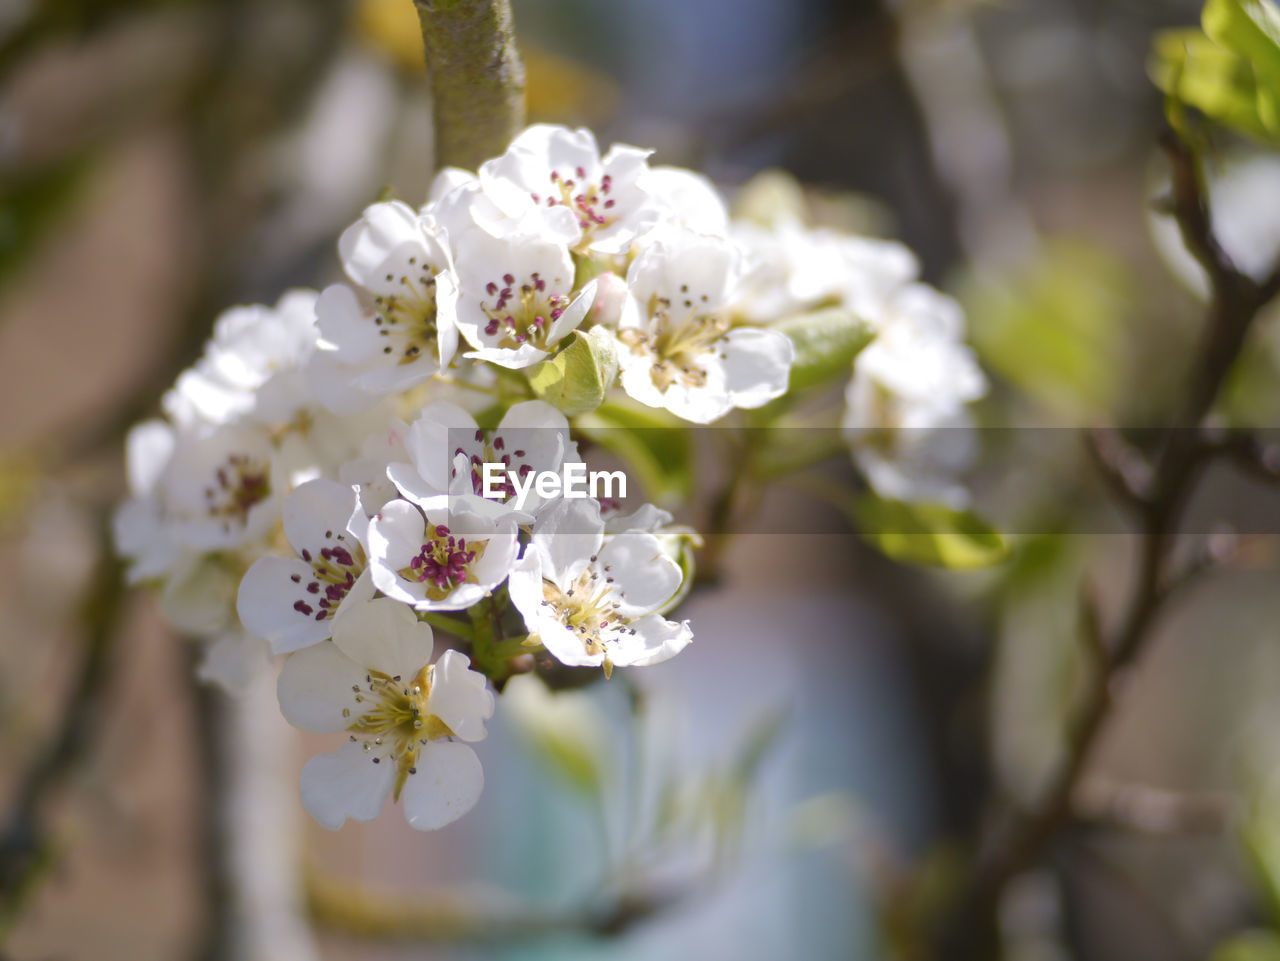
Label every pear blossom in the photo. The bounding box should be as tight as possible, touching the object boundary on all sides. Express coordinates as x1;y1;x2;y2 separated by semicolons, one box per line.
115;419;283;570
475;124;656;254
613;228;794;423
367;499;519;611
338;417;411;514
236;479;375;655
388;400;578;519
163;289;322;428
508;498;692;677
277;599;495;830
843;284;986;505
314;200;459;401
451;224;596;368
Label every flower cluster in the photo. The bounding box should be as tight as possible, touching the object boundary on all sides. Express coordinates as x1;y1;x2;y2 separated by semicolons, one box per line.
114;124;983;832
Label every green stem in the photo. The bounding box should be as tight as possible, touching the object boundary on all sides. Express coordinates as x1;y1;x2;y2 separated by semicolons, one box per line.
414;0;526;173
418;610;476;642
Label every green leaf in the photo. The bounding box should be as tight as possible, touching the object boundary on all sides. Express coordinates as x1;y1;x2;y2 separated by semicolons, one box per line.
850;495;1010;568
1211;931;1280;961
1152;29;1278;141
1204;0;1280;80
1150;27;1280;143
576;401;693;505
527;327;617;416
772;307;875;394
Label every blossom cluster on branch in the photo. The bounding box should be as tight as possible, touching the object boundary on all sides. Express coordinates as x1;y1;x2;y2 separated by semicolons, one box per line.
113;124;984;832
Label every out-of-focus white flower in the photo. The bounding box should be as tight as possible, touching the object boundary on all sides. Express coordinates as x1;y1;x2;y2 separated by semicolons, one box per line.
163;289;321;428
452;225;596;368
508;498;692;677
314;201;460;401
236;479;374;655
115;420;283;581
733;222;918;326
196;629;271;697
277;599;494;831
613;228;794;423
843;284;986;506
388;400;577;520
368;499;518;611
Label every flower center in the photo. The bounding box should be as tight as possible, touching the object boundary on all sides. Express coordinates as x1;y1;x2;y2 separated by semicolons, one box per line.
531;167;618;239
374;256;440;365
542;561;630;659
621;288;727;392
455;429;531;500
291;532;367;623
399;522;487;600
202;453;271;532
345;665;454;799
479;271;569;349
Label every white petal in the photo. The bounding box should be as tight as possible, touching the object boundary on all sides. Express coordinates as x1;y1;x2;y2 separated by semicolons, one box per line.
507;549;546;629
721;327;794;409
276;642;363;733
300;740;395;830
315;284;377;361
237;556;334;654
611;614;692;668
426;649;495;741
538;618;603;669
597;531;681;616
331;597;434;680
283;478;361;556
531;498;603;585
400;741;484;831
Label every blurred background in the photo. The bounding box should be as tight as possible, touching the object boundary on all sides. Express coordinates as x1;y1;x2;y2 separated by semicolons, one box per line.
4;0;1280;959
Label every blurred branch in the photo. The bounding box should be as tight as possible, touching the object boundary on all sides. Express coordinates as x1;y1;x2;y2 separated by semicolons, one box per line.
305;866;685;942
414;0;526;172
0;517;123;939
1073;778;1239;837
938;127;1280;958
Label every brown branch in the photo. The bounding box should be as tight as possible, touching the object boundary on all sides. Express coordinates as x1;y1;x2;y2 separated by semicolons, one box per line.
0;520;123;937
936;128;1280;958
415;0;526;172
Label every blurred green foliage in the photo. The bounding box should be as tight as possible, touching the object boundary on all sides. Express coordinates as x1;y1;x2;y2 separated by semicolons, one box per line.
1151;0;1280;145
960;238;1133;419
850;495;1009;569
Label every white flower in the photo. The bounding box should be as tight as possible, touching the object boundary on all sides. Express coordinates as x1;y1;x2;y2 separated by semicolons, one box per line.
314;201;460;401
843;284;986;506
114;419;182;582
368;499;518;611
639;166;729;237
452;224;596;369
163;289;321;428
732;222;917;326
388;400;578;520
508;498;692;676
476;124;655;254
614;228;794;423
277;598;495;831
236;479;374;655
116;420;283;568
338;417;411;515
